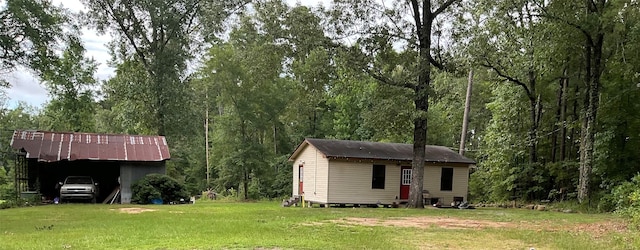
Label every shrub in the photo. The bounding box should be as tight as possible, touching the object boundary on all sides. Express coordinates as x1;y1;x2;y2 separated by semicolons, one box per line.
610;174;640;229
626;191;640;229
131;174;188;204
0;199;12;209
0;199;29;209
597;191;617;212
0;168;17;201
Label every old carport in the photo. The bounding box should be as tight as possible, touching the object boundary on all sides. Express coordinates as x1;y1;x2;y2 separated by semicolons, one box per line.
10;130;170;204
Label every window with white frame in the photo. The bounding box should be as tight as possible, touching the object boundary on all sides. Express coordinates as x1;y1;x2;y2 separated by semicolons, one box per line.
402;168;412;185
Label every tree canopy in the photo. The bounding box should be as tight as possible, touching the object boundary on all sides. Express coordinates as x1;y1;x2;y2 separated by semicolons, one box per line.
1;0;640;218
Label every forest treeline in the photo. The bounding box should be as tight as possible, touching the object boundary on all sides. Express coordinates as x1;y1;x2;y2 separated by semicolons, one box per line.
1;0;640;214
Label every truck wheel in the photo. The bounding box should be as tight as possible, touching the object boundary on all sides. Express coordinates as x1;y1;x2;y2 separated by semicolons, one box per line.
91;197;97;204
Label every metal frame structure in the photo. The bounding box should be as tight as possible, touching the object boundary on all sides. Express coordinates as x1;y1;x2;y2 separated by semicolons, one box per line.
14;150;28;200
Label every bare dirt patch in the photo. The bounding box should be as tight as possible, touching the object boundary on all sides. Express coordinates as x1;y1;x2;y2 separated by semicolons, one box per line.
299;221;325;227
322;216;629;237
329;217;510;230
566;220;628;239
111;207;157;214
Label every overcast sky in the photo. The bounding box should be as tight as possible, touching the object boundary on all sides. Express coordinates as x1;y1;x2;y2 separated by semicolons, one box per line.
4;0;329;109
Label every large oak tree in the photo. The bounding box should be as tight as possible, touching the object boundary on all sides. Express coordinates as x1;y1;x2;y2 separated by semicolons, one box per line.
330;0;460;208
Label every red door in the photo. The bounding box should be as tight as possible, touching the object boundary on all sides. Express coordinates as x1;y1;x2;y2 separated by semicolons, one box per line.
298;165;304;195
400;166;411;199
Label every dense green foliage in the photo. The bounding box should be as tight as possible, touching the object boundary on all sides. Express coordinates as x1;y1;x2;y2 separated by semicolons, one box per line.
131;174;188;204
602;174;640;229
0;0;66;79
0;0;639;218
0;166;15;202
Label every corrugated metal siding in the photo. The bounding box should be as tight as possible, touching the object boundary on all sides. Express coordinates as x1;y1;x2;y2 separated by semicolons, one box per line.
423;165;469;205
120;163;166;204
328;161;401;204
10;130;170;162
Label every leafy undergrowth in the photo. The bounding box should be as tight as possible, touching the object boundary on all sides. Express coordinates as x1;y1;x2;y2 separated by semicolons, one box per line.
544;200;602;214
0;201;637;249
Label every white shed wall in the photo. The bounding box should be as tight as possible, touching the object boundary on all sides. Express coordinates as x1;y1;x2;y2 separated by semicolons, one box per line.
423;165;469;205
327;161;401;204
291;145;328;203
290;145;471;206
325;161;470;205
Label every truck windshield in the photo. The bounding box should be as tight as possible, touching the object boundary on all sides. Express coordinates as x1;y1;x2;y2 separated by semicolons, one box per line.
65;177;93;184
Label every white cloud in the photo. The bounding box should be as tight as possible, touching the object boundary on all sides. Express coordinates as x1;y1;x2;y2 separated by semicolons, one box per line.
4;68;49;108
80;28;115;81
287;0;330;7
5;0;112;108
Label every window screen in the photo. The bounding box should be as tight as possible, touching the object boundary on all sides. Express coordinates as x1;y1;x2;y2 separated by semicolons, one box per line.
372;165;386;189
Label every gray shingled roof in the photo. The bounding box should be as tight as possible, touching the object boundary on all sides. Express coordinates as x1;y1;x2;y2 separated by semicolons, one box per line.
291;138;475;164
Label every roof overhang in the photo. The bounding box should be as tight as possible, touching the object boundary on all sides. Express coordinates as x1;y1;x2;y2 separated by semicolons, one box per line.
10;130;171;162
288;139;312;162
288;138;476;165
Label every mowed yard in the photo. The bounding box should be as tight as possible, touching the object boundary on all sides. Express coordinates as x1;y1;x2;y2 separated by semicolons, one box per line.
0;201;637;250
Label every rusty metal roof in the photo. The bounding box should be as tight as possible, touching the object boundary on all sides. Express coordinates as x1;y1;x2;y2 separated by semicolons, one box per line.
10;130;170;162
289;138;475;164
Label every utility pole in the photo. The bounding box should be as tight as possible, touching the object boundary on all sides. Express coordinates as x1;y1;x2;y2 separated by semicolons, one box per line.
205;90;210;187
459;69;473;155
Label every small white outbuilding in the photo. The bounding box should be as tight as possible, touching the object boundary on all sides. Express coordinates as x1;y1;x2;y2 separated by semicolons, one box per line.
289;138;476;207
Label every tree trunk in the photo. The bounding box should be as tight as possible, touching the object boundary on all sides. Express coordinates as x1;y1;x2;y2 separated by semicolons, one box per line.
568;81;580;160
407;0;434;209
156;87;166;136
528;96;540;163
273;124;277;154
578;42;591;204
243;170;249;200
578;31;603;203
559;68;568;161
459;69;473;155
205;92;210;187
404;0;458;208
525;5;539;165
240;119;249;200
311;109;317;136
409;82;428;208
551;70;566;162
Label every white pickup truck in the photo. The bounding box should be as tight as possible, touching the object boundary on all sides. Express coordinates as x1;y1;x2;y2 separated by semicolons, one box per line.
59;176;98;203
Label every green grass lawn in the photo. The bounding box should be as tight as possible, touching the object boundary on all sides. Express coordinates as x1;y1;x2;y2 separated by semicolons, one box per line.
0;201;637;250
